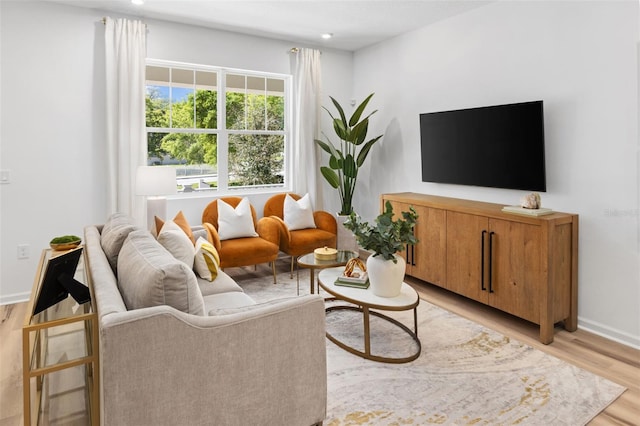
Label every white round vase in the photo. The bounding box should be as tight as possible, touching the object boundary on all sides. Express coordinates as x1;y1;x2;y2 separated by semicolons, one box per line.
366;253;405;298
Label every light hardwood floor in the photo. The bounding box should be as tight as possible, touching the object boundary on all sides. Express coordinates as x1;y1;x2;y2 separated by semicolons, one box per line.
1;276;638;425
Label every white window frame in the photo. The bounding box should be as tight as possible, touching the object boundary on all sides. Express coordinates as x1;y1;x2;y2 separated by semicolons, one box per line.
145;59;292;197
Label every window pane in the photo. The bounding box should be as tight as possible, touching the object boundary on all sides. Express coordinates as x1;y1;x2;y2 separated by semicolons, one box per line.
171;86;195;128
267;94;284;131
147;132;218;191
226;91;245;130
228;134;284;187
146;85;170;128
195;89;217;129
246;93;266;130
146;66;170;84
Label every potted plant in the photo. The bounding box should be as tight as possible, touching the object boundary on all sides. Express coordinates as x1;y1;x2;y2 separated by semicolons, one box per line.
344;201;419;297
315;93;383;216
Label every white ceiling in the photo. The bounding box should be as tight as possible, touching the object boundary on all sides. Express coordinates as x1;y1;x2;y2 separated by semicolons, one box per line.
55;0;491;51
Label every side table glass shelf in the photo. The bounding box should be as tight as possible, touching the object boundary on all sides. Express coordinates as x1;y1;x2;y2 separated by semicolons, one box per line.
22;248;100;426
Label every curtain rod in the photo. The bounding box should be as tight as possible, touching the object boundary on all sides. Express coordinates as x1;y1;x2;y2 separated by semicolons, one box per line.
102;17;147;28
289;47;322;54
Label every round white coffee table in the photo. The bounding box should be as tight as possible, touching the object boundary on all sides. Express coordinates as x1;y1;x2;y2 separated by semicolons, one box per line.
318;267;421;363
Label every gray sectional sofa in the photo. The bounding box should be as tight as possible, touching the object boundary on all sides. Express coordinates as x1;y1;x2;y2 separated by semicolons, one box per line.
84;213;327;426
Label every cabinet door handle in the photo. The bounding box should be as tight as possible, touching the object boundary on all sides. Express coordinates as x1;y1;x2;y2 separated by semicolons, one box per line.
488;231;495;293
481;230;487;291
405;244;410;265
411;245;416;266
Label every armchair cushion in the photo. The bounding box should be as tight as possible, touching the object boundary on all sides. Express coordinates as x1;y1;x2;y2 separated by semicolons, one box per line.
284;193;316;231
117;230;205;315
217;197;259;240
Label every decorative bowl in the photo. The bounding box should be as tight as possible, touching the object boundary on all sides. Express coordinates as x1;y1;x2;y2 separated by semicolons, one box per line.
49;236;82;251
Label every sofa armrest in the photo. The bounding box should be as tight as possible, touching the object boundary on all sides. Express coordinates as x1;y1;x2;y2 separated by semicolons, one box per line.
99;295;326;426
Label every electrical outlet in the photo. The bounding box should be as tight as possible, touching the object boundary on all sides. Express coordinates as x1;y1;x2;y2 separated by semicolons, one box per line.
17;244;29;259
0;169;10;184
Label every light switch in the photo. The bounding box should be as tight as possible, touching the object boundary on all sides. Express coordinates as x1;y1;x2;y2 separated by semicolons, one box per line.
0;169;10;184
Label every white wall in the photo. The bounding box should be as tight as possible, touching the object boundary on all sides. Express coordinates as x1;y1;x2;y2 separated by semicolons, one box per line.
0;1;353;303
0;2;108;303
2;0;637;348
352;0;640;347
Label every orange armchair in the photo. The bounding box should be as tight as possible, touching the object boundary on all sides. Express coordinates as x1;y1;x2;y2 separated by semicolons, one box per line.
264;193;337;277
202;197;280;283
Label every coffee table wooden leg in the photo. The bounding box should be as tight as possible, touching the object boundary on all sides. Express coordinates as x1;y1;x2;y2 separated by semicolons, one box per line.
363;306;370;356
309;269;315;294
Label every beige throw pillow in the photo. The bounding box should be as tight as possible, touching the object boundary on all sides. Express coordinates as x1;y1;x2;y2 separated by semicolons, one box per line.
217;197;258;240
157;220;195;267
284;193;316;230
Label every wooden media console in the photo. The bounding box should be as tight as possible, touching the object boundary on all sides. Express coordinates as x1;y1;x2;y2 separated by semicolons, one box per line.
382;193;578;344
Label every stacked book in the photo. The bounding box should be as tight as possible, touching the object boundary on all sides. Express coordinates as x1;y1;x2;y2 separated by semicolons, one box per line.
501;205;554;216
335;271;369;289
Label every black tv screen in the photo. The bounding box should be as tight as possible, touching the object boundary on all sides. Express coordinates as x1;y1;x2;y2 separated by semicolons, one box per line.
420;100;546;192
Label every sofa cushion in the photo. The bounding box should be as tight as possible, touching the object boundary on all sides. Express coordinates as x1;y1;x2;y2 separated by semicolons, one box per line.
157;220;195;267
203;291;256;314
208;296;297;316
118;230;205;315
196;270;244;297
101;213;138;273
102;212;136;236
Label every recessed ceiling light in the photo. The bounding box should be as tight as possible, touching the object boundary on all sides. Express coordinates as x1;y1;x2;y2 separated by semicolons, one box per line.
131;0;144;5
321;33;333;40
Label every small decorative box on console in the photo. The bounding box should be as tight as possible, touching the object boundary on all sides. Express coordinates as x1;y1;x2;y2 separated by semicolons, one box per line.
314;246;337;261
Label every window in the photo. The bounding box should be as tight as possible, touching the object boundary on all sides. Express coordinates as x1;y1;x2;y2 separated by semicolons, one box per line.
145;60;289;193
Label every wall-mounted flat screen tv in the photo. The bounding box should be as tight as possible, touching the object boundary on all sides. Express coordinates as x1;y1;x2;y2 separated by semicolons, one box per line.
420;100;546;192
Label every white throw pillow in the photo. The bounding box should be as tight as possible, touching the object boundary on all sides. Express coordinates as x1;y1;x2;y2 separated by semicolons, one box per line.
157;220;196;267
217;197;259;240
193;237;220;281
284;193;317;231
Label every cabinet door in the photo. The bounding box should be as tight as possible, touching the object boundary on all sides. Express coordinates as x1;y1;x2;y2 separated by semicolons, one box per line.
488;219;541;323
412;205;446;285
385;200;446;285
446;211;489;302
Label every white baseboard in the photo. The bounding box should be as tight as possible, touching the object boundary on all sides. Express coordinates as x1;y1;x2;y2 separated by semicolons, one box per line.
0;291;30;306
578;316;640;350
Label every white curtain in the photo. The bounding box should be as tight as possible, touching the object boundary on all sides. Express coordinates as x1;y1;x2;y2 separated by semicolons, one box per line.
291;48;323;208
104;17;147;223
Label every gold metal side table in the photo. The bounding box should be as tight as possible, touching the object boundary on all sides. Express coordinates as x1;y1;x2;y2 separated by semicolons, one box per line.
296;250;359;295
22;248;99;425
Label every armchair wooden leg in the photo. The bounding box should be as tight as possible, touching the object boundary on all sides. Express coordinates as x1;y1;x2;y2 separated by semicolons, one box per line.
272;261;277;284
290;256;295;279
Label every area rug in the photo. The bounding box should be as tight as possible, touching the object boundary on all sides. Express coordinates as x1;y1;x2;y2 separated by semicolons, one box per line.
228;261;626;425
